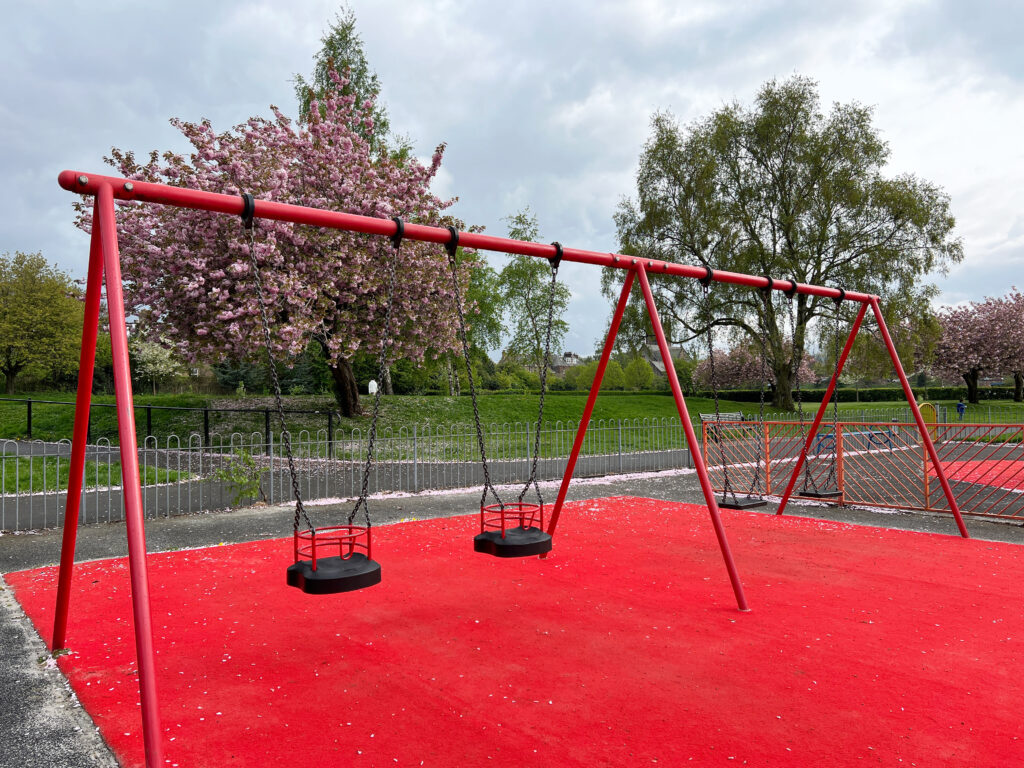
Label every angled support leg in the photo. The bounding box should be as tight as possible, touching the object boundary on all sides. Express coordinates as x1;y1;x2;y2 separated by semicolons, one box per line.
635;264;749;612
53;198;105;650
97;182;165;766
546;271;635;541
870;298;968;538
777;302;867;517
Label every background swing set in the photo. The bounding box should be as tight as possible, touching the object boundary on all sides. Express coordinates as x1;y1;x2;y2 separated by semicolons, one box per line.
51;169;970;768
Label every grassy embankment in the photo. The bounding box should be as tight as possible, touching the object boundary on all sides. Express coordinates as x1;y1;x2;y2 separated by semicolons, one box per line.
2;391;1022;444
1;457;188;493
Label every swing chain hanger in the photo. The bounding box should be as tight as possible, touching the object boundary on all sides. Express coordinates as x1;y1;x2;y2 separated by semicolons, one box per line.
61;170;876;305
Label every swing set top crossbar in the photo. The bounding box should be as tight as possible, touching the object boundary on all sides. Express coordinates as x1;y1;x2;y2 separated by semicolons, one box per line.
59;170;875;304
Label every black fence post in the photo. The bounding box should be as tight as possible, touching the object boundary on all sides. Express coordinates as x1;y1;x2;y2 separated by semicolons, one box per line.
203;408;210;447
146;406;153;439
86;406;92;444
26;399;32;439
327;411;334;459
264;409;271;451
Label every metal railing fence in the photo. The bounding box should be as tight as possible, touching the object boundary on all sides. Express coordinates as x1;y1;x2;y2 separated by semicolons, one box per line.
0;417;693;531
5;396;1024;446
703;420;1024;521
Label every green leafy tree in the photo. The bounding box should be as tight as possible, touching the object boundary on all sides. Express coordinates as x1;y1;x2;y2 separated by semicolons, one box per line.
613;76;962;409
294;6;392;150
673;356;698;395
0;252;84;394
602;360;626;390
129;337;185;395
623;357;654;390
497;209;571;378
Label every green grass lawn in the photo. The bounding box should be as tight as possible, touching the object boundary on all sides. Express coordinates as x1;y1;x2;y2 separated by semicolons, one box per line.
3;390;1022;444
1;456;189;494
0;392;212;443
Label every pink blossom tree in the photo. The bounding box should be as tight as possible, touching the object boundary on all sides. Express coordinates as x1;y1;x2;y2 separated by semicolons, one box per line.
988;288;1024;402
695;343;814;394
77;74;468;416
933;299;1005;403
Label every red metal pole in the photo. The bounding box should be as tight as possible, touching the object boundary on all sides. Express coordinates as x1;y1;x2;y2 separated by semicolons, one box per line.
97;183;164;766
869;298;969;538
52;199;105;650
58;171;875;305
635;264;749;612
776;302;868;517
546;271;635;539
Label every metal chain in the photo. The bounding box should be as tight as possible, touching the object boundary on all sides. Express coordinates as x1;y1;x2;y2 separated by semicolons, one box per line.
244;220;314;534
787;289;819;493
446;235;502;510
519;259;560;507
703;283;736;502
348;235;401;528
820;297;843;491
747;287;771;496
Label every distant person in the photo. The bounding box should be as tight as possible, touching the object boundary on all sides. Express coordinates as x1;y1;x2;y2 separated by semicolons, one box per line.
956;399;966;420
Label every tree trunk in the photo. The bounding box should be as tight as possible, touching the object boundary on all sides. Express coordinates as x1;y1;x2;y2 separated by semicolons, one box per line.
771;360;793;410
327;356;361;417
382;366;393;396
963;369;980;404
445;357;458;397
1014;371;1023;403
4;374;14;395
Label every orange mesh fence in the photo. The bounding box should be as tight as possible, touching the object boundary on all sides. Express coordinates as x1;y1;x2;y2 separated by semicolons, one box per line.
702;421;1024;520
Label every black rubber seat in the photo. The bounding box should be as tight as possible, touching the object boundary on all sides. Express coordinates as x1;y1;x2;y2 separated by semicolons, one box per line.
474;526;553;557
476;502;553;558
719;495;768;510
801;489;842;499
288;526;381;594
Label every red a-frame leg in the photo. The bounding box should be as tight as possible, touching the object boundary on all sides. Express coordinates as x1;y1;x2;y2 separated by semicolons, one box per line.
53;197;104;649
53;183;165;767
635;264;749;611
870;298;968;537
776;302;867;517
546;271;635;539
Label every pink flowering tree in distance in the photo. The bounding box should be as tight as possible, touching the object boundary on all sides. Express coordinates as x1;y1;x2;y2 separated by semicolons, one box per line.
695;343;814;395
77;74;468;416
989;288;1024;402
933;298;1006;404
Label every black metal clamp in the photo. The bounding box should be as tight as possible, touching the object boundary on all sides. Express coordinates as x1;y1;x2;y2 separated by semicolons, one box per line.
832;288;846;305
783;277;800;297
390;217;404;249
240;192;256;230
549;241;563;271
445;225;459;261
699;266;714;286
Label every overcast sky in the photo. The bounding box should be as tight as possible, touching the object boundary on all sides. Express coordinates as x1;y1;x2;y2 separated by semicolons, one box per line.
3;0;1022;357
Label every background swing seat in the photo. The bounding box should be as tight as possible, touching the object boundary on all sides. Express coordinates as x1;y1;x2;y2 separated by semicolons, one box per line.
474;502;553;557
287;525;381;594
719;495;768;510
801;489;843;499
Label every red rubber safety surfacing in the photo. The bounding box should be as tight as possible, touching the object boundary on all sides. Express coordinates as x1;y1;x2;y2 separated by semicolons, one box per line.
6;497;1024;767
942;459;1024;491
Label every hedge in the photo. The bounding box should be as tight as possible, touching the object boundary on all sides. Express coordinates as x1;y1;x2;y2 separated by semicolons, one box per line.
693;386;1017;403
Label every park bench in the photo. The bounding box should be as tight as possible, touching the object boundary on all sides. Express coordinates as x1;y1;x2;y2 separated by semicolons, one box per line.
699;412;744;423
813;427;895;453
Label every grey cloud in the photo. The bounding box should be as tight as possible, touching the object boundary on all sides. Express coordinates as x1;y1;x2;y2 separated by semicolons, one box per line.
2;0;1020;359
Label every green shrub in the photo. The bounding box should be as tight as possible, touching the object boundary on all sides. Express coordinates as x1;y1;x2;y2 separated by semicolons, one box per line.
212;451;266;506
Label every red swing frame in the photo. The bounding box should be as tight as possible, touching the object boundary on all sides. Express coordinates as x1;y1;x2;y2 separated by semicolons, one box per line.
52;170;968;768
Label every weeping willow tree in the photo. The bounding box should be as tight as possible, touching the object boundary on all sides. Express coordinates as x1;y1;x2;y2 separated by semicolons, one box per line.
612;75;962;408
